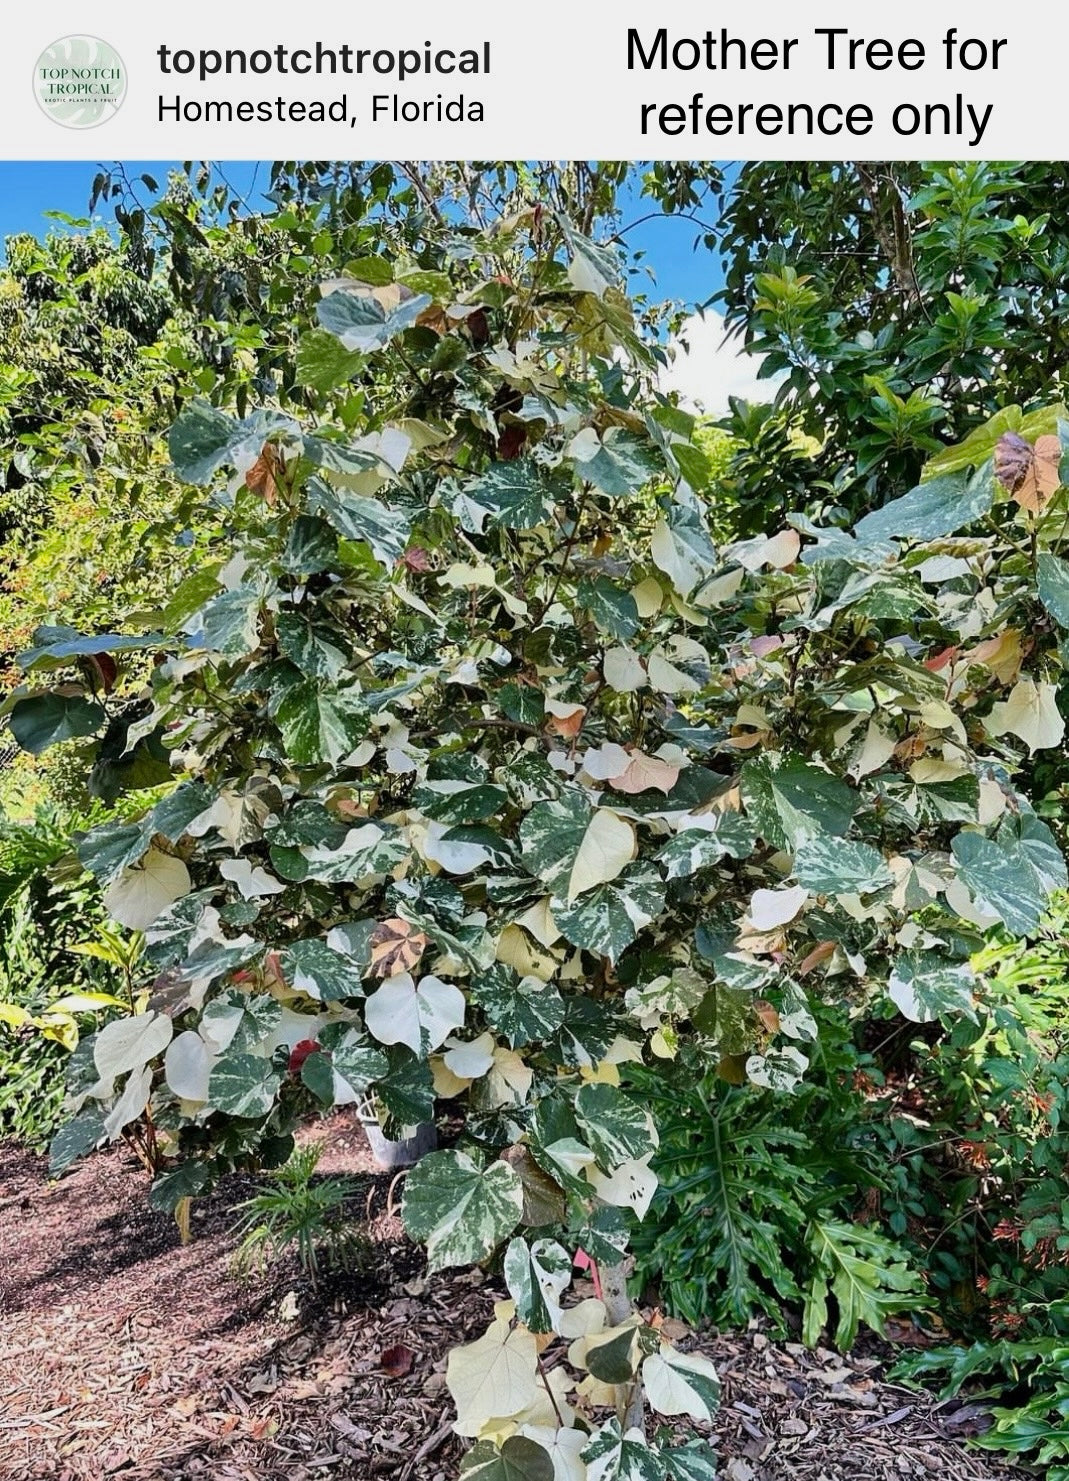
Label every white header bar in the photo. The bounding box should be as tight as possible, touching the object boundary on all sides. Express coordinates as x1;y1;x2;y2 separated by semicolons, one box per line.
5;2;1065;159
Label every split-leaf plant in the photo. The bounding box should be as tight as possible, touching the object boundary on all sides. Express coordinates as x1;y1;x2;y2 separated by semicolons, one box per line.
11;204;1069;1478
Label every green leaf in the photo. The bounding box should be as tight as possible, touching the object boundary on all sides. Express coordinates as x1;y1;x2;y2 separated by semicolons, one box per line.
741;754;858;851
503;1236;572;1333
192;586;262;658
853;469;992;545
317;1023;388;1099
1036;551;1069;628
582;1419;668;1481
276;611;350;681
575;1083;656;1169
376;1046;435;1133
578;576;640;641
282;515;338;576
48;1108;105;1177
201;989;281;1054
207;1052;282;1118
651;504;717;595
793;836;892;895
281;939;359;1002
148;1159;213;1212
17;629;162;672
656;816;756;879
459;461;557;531
276;681;368;765
660;1442;719;1481
952;815;1067;936
805;1219;923;1350
10;692;105;754
472;968;565;1048
570;427;661;496
316;287;432;351
401;1149;523;1271
552;866;666;964
78;819;152;882
519;790;636;901
168;403;295;485
588;1325;641;1383
460;1438;555;1481
888;952;976;1024
308;481;411;569
295;328;365;393
150;782;215;842
643;1346;721;1424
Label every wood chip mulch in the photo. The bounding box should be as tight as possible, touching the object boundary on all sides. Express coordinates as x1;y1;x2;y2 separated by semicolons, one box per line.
0;1118;1027;1481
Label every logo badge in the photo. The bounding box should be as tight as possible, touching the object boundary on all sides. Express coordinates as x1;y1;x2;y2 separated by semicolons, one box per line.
34;36;127;128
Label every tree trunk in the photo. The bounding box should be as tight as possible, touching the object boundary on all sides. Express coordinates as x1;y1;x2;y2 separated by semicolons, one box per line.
600;1258;646;1437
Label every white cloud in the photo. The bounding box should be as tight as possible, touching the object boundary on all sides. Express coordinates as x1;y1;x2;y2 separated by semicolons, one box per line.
660;310;784;414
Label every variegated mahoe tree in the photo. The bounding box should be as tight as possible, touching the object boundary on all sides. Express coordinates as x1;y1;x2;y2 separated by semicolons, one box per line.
11;203;1069;1478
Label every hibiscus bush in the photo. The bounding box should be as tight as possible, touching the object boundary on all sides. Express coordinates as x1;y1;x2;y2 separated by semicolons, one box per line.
10;203;1069;1477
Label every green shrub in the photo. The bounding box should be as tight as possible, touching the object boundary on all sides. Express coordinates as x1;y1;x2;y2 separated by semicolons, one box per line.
232;1142;368;1286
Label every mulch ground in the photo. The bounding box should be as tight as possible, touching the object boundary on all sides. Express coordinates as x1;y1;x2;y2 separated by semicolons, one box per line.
0;1115;1027;1481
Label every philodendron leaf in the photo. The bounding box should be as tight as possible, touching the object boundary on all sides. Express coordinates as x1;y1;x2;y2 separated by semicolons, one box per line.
643;1345;721;1424
793;836;892;895
741;753;858;851
402;1150;523;1271
10;692;105;754
503;1236;572;1333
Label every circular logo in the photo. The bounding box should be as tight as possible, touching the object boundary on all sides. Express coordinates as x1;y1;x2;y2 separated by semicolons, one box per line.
34;35;126;129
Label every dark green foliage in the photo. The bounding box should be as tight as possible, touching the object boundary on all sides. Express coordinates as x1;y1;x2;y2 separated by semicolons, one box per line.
231;1142;369;1286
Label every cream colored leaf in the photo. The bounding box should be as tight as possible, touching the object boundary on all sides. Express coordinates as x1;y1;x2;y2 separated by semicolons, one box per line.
986;678;1065;754
568;809;636;902
219;858;286;899
603;646;647;692
102;848;190;930
586;1155;658;1219
103;1066;153;1141
515;898;562;949
630;577;663;617
363;972;465;1053
748;884;808;931
518;1425;586;1481
851;721;897;780
94;1010;173;1082
446;1307;542;1437
164;1030;216;1102
443;1032;496;1080
643;1346;721;1423
608;750;681;796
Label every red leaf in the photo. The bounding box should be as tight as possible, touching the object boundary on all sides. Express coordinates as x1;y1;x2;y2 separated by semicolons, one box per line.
288;1039;318;1073
378;1343;415;1378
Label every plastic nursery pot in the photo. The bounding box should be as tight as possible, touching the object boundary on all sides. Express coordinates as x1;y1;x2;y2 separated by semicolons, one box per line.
357;1108;437;1170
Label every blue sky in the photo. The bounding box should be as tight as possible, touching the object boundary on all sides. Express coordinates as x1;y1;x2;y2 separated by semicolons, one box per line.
0;160;726;308
0;161;763;409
